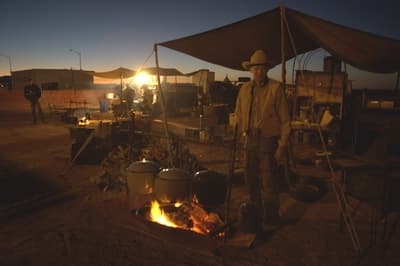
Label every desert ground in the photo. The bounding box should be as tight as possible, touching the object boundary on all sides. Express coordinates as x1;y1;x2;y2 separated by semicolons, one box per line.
0;104;399;266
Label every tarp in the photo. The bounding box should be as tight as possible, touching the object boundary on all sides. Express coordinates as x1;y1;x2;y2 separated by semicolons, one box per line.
94;67;184;78
94;67;136;79
184;69;211;77
140;67;184;76
159;7;400;74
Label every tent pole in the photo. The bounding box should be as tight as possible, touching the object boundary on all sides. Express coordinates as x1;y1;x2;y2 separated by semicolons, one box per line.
280;5;286;92
154;44;174;167
120;74;123;104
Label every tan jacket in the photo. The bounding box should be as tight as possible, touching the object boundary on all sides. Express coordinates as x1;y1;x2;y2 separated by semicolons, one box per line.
235;79;291;147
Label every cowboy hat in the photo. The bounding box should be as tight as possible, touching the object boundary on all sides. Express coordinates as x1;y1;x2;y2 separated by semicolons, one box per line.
242;50;272;70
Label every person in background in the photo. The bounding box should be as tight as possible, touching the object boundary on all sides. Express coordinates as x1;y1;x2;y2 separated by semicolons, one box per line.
141;85;153;114
122;84;136;111
24;78;44;124
235;50;291;230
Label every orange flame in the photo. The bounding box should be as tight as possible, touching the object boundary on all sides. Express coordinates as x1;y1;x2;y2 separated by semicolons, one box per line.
149;200;221;235
149;200;177;228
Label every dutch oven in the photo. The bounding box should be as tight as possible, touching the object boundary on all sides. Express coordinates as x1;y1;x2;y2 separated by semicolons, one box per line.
193;170;227;205
126;160;160;209
154;168;192;204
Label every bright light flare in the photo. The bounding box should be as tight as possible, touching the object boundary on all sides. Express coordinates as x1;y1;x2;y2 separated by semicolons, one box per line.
133;71;151;87
78;116;90;126
106;92;114;99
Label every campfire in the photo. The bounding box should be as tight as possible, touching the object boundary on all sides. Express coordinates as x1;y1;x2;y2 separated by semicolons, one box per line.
148;199;224;236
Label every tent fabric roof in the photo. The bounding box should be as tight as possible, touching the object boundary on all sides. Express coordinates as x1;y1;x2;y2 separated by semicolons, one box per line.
158;7;400;74
141;67;184;76
94;67;136;79
94;67;184;79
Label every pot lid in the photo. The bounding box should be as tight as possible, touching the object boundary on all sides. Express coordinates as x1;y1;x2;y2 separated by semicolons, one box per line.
194;169;225;181
194;170;210;176
158;168;192;181
127;160;160;173
194;169;220;177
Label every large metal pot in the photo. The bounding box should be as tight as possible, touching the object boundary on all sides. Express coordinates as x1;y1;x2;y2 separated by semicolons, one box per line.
126;160;160;209
154;168;192;204
193;170;227;205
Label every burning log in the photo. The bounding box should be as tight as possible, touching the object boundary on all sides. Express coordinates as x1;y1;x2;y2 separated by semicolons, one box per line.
208;220;236;238
148;200;224;237
181;202;224;234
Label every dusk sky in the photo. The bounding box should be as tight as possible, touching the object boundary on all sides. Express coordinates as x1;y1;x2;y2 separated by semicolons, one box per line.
1;0;399;88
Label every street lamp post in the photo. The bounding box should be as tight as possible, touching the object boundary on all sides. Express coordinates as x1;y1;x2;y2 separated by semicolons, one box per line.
69;49;82;71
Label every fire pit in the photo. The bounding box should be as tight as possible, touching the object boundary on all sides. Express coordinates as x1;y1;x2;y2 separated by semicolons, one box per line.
148;200;224;236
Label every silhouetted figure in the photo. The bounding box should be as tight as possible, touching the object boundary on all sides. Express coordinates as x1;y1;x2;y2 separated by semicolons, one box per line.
123;85;136;111
141;85;153;114
24;78;44;124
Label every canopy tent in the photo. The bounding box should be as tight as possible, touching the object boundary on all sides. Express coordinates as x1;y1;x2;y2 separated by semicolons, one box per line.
158;6;400;74
93;67;137;104
94;67;136;79
93;67;186;79
140;67;184;76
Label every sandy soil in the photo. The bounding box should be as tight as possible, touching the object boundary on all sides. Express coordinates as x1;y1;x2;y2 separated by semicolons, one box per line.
0;109;399;266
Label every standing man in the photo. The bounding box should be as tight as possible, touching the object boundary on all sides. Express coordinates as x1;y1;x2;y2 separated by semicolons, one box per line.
24;78;44;124
122;84;136;111
235;50;291;228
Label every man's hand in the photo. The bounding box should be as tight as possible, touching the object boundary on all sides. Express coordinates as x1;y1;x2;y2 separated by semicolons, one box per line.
274;145;287;165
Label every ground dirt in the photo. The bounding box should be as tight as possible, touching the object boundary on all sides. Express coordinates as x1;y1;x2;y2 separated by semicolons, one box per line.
0;109;399;266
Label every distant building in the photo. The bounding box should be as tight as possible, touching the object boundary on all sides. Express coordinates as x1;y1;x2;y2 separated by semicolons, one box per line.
0;75;12;90
11;69;94;90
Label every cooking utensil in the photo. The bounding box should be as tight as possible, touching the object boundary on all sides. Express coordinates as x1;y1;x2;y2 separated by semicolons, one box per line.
193;170;227;205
